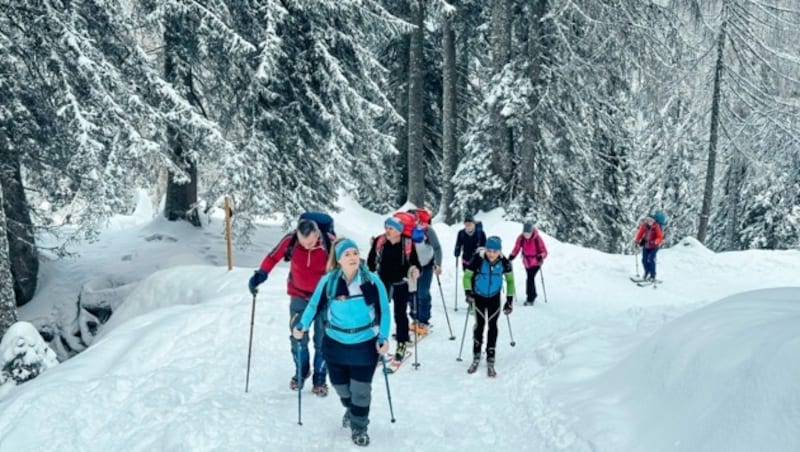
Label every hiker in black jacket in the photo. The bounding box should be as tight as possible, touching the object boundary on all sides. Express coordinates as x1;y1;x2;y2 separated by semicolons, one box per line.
454;214;486;270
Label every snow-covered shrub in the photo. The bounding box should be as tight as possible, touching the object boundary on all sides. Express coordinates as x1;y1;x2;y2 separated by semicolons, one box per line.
1;322;59;384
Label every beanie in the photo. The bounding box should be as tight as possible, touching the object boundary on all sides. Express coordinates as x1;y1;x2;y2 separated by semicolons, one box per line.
334;238;359;261
384;217;403;233
485;236;502;251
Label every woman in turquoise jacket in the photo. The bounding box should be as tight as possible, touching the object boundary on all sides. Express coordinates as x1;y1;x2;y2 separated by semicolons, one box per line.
293;238;390;447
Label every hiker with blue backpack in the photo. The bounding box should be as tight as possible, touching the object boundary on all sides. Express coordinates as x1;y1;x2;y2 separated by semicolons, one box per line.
408;208;442;336
633;211;666;282
248;212;335;396
292;238;391;447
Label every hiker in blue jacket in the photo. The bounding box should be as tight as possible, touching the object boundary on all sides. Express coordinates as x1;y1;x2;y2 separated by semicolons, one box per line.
293;238;391;447
462;236;515;377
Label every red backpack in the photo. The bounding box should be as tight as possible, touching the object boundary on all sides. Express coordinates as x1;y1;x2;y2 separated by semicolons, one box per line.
410;208;432;228
392;211;418;238
373;211;418;270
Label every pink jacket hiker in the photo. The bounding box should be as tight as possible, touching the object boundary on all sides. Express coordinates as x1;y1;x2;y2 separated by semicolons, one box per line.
510;229;548;268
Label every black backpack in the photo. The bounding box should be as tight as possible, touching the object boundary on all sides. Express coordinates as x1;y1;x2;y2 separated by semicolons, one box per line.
283;211;336;261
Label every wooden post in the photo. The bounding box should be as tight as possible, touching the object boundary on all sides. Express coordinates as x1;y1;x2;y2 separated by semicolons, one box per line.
224;196;233;270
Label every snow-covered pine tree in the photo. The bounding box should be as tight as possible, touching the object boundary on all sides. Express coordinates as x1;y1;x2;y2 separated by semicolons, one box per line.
674;0;800;246
0;0;227;308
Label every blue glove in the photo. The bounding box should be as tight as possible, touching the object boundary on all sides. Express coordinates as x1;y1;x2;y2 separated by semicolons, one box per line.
248;269;268;295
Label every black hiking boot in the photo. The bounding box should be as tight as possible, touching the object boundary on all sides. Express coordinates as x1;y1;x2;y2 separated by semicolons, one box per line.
467;354;480;374
487;356;497;377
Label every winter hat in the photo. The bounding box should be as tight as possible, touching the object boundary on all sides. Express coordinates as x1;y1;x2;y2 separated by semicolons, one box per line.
334;238;359;261
523;223;534;233
485;236;502;251
384;216;403;233
464;214;475;223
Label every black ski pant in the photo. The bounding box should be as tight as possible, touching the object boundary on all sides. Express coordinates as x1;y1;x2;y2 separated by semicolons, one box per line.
387;281;410;343
525;266;541;302
472;293;501;360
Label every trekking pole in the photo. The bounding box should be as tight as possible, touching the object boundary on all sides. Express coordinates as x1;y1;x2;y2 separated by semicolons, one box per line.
435;274;456;340
635;248;640;277
412;291;420;369
456;302;471;361
540;267;549;303
245;294;257;393
296;341;303;426
379;355;396;423
453;261;459;312
505;314;516;347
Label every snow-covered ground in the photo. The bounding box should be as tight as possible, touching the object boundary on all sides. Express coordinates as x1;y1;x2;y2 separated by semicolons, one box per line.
1;193;799;451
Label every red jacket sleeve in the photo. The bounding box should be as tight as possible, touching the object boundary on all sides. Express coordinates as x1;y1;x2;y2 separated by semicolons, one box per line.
535;234;548;259
259;234;293;273
634;224;646;242
653;224;664;246
510;235;523;258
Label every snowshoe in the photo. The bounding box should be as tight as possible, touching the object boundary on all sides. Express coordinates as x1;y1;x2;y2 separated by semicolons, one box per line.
290;370;310;391
352;430;370;447
312;384;329;397
467;358;480;374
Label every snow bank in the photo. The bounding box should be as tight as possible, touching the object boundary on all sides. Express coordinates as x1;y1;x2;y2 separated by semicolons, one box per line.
98;265;252;337
574;287;800;452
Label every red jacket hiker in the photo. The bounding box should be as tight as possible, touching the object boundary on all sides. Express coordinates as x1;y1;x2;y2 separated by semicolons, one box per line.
509;227;548;269
634;221;664;250
258;233;330;299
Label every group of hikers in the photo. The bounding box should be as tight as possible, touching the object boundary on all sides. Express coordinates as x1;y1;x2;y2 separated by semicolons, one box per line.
246;208;664;447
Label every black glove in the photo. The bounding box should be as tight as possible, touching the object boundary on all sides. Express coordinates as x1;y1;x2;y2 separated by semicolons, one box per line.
248;269;268;295
454;250;461;258
536;254;543;261
503;296;513;315
465;290;475;305
508;254;516;262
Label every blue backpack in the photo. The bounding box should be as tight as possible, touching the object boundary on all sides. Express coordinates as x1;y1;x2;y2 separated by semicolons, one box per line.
283;211;336;261
653;211;667;227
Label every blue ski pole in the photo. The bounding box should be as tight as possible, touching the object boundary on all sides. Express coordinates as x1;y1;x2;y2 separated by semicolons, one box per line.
296;341;303;425
379;355;396;423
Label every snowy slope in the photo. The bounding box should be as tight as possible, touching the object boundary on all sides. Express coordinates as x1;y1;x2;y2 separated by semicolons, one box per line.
1;195;799;451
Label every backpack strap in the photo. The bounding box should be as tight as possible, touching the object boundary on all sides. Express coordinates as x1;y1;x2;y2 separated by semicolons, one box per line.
374;235;386;274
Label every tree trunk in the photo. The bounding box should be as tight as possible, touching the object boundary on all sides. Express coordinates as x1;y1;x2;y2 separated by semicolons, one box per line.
491;0;513;180
722;154;746;249
394;34;411;207
0;147;38;307
439;10;457;223
698;25;727;244
0;185;18;337
163;14;201;227
521;0;547;203
406;0;425;207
